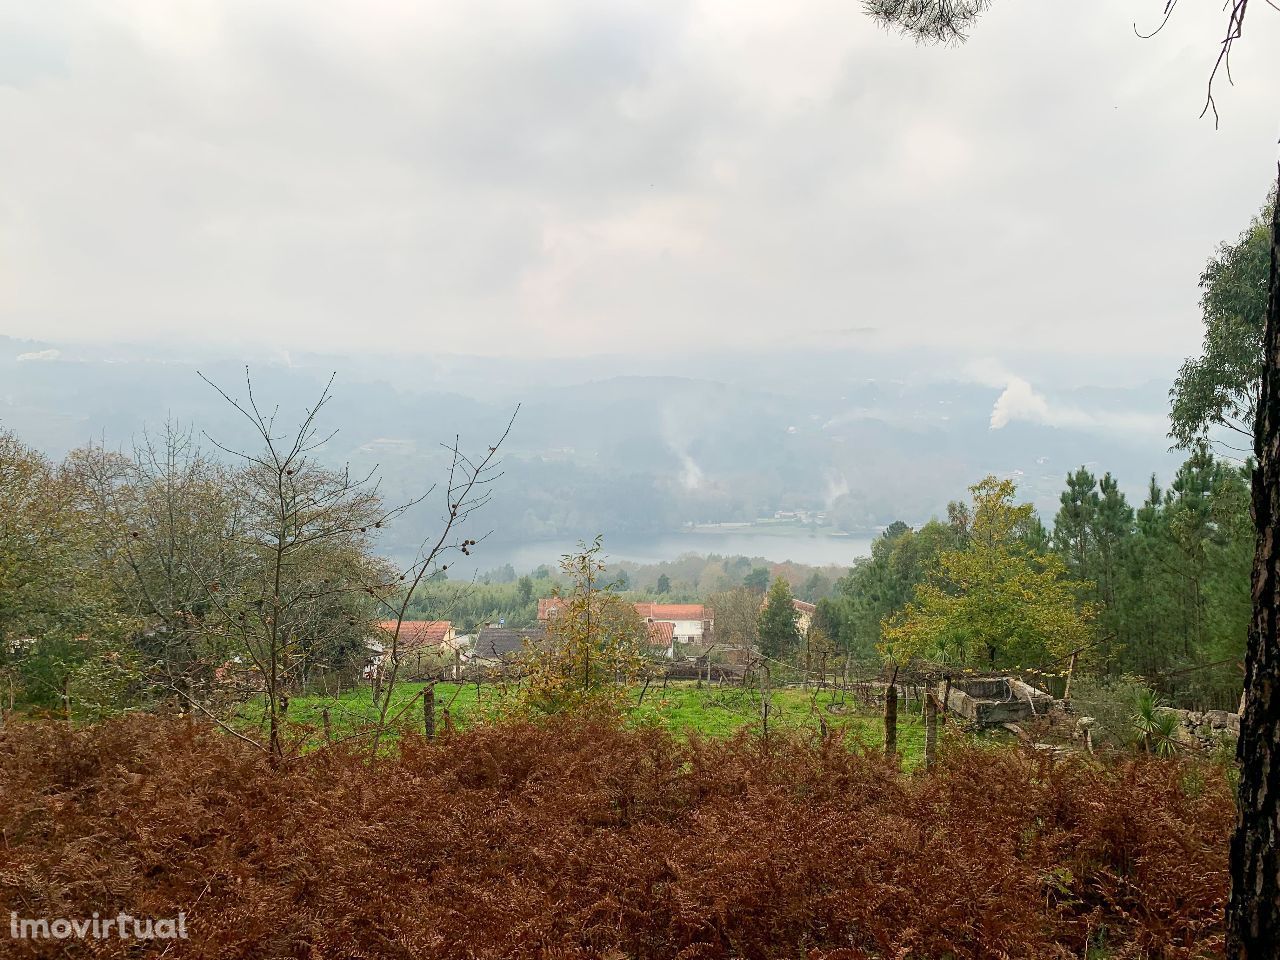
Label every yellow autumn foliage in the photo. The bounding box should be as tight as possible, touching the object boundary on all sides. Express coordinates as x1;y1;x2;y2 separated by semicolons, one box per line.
880;477;1095;670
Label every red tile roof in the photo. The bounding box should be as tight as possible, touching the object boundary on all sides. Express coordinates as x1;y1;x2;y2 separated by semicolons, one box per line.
646;620;675;648
544;599;710;623
538;597;567;621
634;603;708;621
792;600;816;615
377;620;453;650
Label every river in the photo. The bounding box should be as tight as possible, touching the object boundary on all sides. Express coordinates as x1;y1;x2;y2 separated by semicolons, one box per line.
447;531;877;577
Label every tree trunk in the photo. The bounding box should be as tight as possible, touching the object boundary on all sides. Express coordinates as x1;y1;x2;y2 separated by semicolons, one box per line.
1227;164;1280;958
268;715;281;760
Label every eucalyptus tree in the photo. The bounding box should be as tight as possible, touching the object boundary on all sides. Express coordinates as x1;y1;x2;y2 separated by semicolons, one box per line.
863;4;1279;947
1171;202;1273;455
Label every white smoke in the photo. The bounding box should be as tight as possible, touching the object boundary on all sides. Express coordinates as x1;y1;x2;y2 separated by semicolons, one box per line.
661;402;708;491
989;377;1053;429
824;471;850;507
678;452;705;491
990;377;1166;433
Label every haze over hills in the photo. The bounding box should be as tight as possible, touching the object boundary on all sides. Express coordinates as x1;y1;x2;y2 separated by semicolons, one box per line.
1;333;1184;572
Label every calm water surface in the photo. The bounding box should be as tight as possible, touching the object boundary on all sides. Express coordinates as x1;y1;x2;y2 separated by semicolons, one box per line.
451;531;876;577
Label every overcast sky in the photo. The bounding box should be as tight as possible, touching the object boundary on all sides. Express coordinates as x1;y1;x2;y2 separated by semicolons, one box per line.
1;1;1278;367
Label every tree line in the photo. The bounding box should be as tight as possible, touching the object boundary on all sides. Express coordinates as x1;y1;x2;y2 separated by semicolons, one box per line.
811;193;1272;711
0;373;513;757
812;453;1250;708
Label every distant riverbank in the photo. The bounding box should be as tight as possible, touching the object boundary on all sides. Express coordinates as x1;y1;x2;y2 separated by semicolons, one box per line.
686;521;867;538
447;530;877;578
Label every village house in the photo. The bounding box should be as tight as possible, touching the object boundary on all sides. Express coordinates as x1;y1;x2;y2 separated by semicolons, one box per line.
368;620;461;679
634;603;712;656
792;599;815;634
538;598;712;659
470;625;546;667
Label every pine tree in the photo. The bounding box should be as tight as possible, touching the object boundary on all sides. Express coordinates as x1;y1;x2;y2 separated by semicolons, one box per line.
758;577;801;662
1092;472;1134;609
1053;467;1100;584
743;567;770;595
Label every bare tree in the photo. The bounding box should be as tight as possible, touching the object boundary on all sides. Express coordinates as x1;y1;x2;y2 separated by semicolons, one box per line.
68;422;246;699
193;371;400;759
364;413;516;755
183;369;514;762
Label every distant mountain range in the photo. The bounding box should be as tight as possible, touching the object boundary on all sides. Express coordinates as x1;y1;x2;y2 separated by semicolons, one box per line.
1;334;1186;567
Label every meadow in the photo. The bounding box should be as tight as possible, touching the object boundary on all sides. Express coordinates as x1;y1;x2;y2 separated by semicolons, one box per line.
237;680;933;764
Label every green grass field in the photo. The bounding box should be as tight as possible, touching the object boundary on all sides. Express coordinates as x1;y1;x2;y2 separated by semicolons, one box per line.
236;680;934;765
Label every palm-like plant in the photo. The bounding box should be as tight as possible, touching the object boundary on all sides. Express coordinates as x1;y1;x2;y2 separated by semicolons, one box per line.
1132;688;1180;756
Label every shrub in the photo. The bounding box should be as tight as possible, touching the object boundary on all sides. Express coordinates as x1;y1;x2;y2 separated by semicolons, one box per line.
0;715;1232;958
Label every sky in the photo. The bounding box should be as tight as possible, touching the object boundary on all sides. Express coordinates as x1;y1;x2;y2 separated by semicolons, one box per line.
2;1;1279;368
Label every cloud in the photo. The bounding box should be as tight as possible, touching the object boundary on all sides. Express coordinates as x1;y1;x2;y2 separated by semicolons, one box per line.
817;326;879;338
0;2;1277;362
15;349;61;362
963;357;1017;390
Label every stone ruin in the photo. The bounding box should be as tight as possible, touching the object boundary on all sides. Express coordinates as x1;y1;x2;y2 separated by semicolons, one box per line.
933;675;1241;754
1168;708;1240;750
937;676;1056;727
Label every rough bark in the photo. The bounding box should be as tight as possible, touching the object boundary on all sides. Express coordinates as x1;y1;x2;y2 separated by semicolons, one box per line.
1227;163;1280;958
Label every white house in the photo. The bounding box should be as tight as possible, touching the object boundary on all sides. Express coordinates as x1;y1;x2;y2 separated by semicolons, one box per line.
538;598;713;658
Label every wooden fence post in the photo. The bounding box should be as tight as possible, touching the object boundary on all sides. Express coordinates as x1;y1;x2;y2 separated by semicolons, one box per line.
1063;650;1079;703
424;682;436;740
884;666;899;760
924;693;939;770
1;673;14;729
760;662;772;741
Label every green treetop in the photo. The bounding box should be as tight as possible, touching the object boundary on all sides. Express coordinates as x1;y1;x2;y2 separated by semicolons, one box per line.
1170;195;1273;451
881;476;1095;670
758;576;801;662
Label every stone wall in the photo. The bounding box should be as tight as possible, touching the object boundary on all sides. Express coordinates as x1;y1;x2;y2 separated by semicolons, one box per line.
1169;708;1240;750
